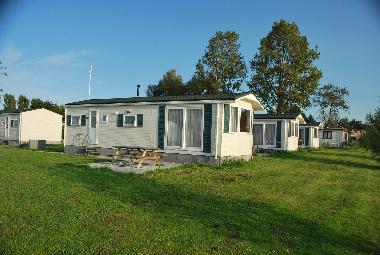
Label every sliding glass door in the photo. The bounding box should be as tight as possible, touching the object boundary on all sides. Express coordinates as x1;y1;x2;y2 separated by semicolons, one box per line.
166;108;203;150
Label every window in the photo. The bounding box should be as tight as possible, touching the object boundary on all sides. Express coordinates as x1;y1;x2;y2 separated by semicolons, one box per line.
240;109;251;132
124;115;136;127
314;128;318;138
264;124;276;146
292;123;295;136
10;120;19;127
288;121;291;137
230;107;238;132
185;109;202;148
253;124;263;145
71;116;80;126
100;114;108;123
166;108;203;149
323;131;332;139
295;123;299;137
167;109;184;147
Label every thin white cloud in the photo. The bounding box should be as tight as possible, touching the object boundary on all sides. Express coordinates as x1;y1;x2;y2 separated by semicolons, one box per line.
39;50;96;67
2;46;24;65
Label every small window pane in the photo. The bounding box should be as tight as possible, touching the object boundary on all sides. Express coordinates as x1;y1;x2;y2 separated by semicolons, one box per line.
314;128;318;138
124;115;136;126
240;109;251;132
72;116;80;126
230;107;238;132
288;121;291;137
295;123;299;137
101;115;108;123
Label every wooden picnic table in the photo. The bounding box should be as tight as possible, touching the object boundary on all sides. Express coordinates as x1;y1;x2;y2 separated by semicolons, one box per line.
112;145;162;168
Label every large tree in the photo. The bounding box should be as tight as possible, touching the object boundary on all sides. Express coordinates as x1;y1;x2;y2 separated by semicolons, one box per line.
18;94;30;111
364;107;380;160
3;93;17;111
146;69;186;96
313;83;349;128
191;31;247;94
249;19;322;114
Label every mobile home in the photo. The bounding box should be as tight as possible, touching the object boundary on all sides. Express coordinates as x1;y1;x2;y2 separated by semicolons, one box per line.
253;113;306;151
64;93;264;163
319;128;348;147
0;108;63;145
298;123;320;149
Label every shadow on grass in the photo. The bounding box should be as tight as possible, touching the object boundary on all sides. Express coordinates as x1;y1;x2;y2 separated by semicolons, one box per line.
52;163;376;254
275;151;380;171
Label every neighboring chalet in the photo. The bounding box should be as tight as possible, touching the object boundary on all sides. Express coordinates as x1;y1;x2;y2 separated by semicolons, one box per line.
319;128;348;147
253;113;306;151
0;108;63;145
64;93;264;163
299;123;320;149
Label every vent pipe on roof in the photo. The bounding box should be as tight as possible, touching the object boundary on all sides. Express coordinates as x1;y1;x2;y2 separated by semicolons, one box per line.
137;84;141;97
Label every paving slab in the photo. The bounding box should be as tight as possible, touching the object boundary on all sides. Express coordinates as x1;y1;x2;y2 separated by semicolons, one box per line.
88;161;180;174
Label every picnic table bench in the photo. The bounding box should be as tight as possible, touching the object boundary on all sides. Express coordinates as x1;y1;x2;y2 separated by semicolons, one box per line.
112;145;163;168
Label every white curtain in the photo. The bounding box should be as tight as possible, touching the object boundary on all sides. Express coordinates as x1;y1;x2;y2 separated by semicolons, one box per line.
230;107;238;132
265;124;275;146
185;109;202;148
167;109;183;147
253;124;263;145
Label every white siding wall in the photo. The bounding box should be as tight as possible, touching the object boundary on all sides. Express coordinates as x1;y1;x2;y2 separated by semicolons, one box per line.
20;109;62;143
220;100;254;157
0;114;20;141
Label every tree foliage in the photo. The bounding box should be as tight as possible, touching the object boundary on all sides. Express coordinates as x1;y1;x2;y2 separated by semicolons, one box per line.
364;107;380;160
3;93;16;111
146;69;186;96
17;94;30;112
0;58;7;77
30;98;64;116
313;83;349;128
249;19;322;114
190;31;247;94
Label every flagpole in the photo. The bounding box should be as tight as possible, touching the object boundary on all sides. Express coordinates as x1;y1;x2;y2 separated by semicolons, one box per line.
88;65;93;99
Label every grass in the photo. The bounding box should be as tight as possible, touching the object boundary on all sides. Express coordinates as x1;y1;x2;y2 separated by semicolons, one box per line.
0;147;379;254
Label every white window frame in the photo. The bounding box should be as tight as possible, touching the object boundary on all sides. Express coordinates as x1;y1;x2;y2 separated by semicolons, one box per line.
164;106;204;151
255;122;277;148
100;114;108;124
229;106;239;133
239;107;251;133
71;115;80;126
10;119;19;128
123;114;137;128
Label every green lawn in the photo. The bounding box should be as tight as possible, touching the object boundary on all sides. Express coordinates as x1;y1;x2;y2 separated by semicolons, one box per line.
0;147;379;254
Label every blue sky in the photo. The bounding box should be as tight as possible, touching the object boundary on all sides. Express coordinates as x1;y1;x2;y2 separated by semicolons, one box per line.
0;0;379;120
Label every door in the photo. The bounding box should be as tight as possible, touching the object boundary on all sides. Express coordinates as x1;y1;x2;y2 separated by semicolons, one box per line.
299;129;305;146
4;117;9;139
88;110;98;144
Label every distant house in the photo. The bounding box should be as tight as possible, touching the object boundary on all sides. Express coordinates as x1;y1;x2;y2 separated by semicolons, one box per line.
253;113;306;151
299;123;320;149
318;128;348;147
64;93;264;163
0;108;63;145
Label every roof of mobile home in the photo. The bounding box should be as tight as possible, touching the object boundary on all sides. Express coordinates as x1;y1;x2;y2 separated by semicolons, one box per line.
65;92;265;109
